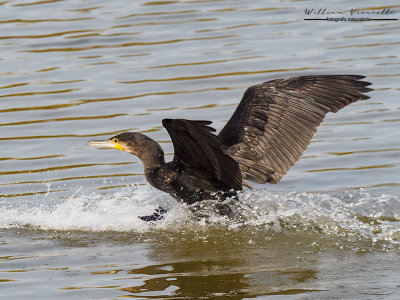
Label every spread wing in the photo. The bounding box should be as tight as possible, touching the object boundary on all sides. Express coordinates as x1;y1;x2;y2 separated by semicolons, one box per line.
162;118;242;190
218;75;373;184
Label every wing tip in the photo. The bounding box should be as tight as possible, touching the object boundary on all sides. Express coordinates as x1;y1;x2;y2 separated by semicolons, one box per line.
162;118;172;126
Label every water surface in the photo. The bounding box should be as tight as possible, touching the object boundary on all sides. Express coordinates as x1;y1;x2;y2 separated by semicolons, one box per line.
1;0;399;298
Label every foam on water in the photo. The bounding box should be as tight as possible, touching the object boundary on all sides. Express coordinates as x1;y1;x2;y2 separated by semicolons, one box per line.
1;185;399;244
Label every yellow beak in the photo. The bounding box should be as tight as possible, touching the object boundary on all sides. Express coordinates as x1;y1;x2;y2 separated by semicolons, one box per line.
87;140;124;151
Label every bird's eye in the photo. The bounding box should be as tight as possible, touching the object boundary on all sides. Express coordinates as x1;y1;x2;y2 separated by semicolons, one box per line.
113;138;118;143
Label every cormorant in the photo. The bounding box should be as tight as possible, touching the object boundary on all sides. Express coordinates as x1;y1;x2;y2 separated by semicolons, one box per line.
88;75;372;218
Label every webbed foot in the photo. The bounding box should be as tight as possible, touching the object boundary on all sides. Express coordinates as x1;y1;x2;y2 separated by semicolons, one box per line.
139;207;167;222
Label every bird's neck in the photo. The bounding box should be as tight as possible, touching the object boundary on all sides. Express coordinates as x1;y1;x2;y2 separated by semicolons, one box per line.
133;138;166;173
141;151;165;173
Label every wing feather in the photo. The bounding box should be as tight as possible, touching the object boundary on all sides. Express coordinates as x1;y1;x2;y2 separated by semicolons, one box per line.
218;75;373;184
163;118;242;190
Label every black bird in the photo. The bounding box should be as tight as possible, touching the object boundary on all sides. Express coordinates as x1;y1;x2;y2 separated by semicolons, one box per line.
88;75;372;213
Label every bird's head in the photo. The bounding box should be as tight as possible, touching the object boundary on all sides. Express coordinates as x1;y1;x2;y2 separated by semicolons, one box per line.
88;132;146;155
88;132;165;166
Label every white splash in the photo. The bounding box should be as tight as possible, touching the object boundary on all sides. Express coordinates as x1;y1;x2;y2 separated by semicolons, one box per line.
0;186;176;232
0;185;399;244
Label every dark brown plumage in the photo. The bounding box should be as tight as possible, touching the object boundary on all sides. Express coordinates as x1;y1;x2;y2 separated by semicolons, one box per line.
88;75;373;209
219;75;372;184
